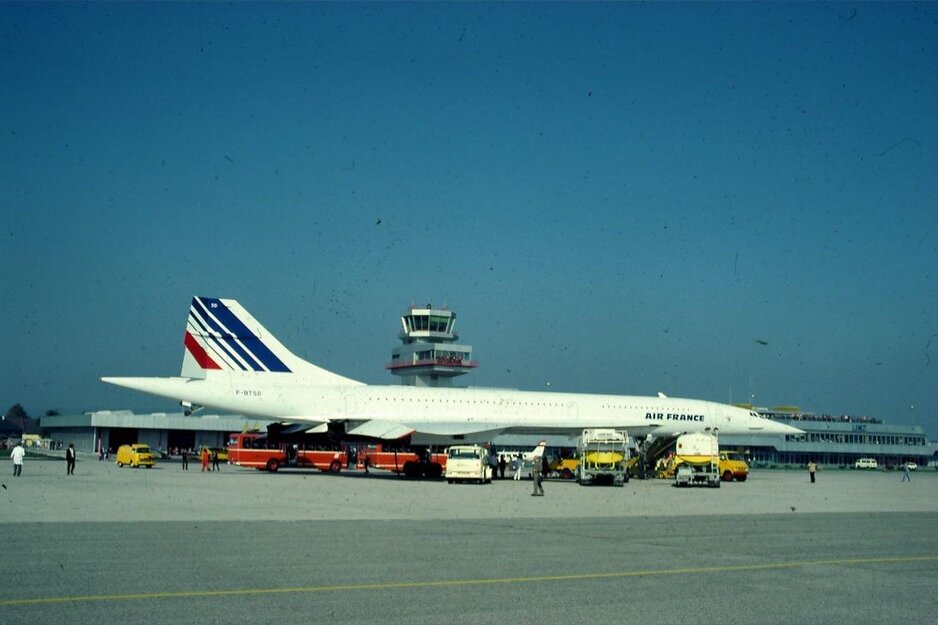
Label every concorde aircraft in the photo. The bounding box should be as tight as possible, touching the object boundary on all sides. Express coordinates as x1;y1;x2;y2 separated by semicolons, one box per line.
102;297;801;445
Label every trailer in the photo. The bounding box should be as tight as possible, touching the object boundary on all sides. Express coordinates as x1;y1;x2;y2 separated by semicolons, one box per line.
576;429;631;486
672;432;720;488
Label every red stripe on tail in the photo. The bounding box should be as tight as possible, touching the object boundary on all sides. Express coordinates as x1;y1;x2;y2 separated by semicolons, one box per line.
184;331;222;370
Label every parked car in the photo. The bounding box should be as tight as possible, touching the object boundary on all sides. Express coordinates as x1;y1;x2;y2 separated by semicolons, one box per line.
855;458;878;469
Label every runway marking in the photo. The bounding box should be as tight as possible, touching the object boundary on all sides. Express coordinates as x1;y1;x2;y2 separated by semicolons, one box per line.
3;555;937;607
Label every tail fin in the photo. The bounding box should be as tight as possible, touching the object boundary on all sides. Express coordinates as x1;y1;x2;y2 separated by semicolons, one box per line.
181;296;361;386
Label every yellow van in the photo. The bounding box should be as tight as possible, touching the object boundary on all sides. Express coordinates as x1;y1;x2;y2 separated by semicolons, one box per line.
116;444;157;468
718;451;749;482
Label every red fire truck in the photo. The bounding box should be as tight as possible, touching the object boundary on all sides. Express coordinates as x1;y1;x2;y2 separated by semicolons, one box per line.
227;432;347;473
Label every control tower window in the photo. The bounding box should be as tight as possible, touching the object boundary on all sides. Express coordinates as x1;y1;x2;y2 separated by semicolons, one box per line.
429;315;448;333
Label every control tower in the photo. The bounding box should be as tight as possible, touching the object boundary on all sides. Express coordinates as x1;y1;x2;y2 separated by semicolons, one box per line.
385;304;477;387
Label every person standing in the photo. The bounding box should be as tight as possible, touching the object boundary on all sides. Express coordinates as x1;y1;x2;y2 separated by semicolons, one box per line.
200;447;209;472
181;448;189;471
513;454;523;481
531;455;545;496
498;455;507;480
212;450;220;472
807;460;817;484
11;442;25;477
901;463;911;482
65;443;76;476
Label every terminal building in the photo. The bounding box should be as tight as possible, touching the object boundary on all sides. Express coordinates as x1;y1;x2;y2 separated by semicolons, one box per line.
39;410;274;456
722;409;933;468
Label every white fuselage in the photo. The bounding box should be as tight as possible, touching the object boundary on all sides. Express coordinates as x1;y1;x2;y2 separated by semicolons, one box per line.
104;370;797;439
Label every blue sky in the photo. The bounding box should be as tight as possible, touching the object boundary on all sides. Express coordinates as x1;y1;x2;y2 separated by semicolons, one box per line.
2;2;936;435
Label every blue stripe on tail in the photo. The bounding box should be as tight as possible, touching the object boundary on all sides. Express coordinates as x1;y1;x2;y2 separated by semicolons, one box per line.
193;297;292;373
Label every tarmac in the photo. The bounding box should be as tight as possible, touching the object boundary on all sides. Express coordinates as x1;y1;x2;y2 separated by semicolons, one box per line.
1;456;937;625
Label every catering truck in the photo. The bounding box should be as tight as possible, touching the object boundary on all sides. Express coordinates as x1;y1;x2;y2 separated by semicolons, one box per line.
445;445;492;484
576;429;630;486
672;432;720;488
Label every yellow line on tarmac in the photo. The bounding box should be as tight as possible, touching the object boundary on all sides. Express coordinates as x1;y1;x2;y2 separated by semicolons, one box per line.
3;555;937;607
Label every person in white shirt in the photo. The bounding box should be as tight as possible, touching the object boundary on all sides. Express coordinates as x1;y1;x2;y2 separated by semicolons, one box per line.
10;442;25;477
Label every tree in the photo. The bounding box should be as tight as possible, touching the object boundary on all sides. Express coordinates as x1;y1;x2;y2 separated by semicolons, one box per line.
3;404;35;434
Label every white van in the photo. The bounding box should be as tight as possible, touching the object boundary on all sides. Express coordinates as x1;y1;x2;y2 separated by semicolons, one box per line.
855;458;878;469
445;445;492;484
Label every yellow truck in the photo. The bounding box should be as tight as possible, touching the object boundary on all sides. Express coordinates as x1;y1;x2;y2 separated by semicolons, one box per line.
718;451;749;482
116;444;157;468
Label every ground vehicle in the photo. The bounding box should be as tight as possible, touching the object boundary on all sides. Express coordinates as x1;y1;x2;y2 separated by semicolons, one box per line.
672;433;720;487
551;457;581;480
227;433;346;473
855;458;878;469
116;444;156;468
902;462;918;471
358;443;447;479
445;445;492;484
576;429;630;486
718;451;749;482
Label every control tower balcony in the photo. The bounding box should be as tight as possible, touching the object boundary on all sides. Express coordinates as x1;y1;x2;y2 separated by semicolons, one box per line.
385;356;478;373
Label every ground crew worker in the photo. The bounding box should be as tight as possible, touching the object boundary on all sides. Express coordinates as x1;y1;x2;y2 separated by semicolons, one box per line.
531;456;545;496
